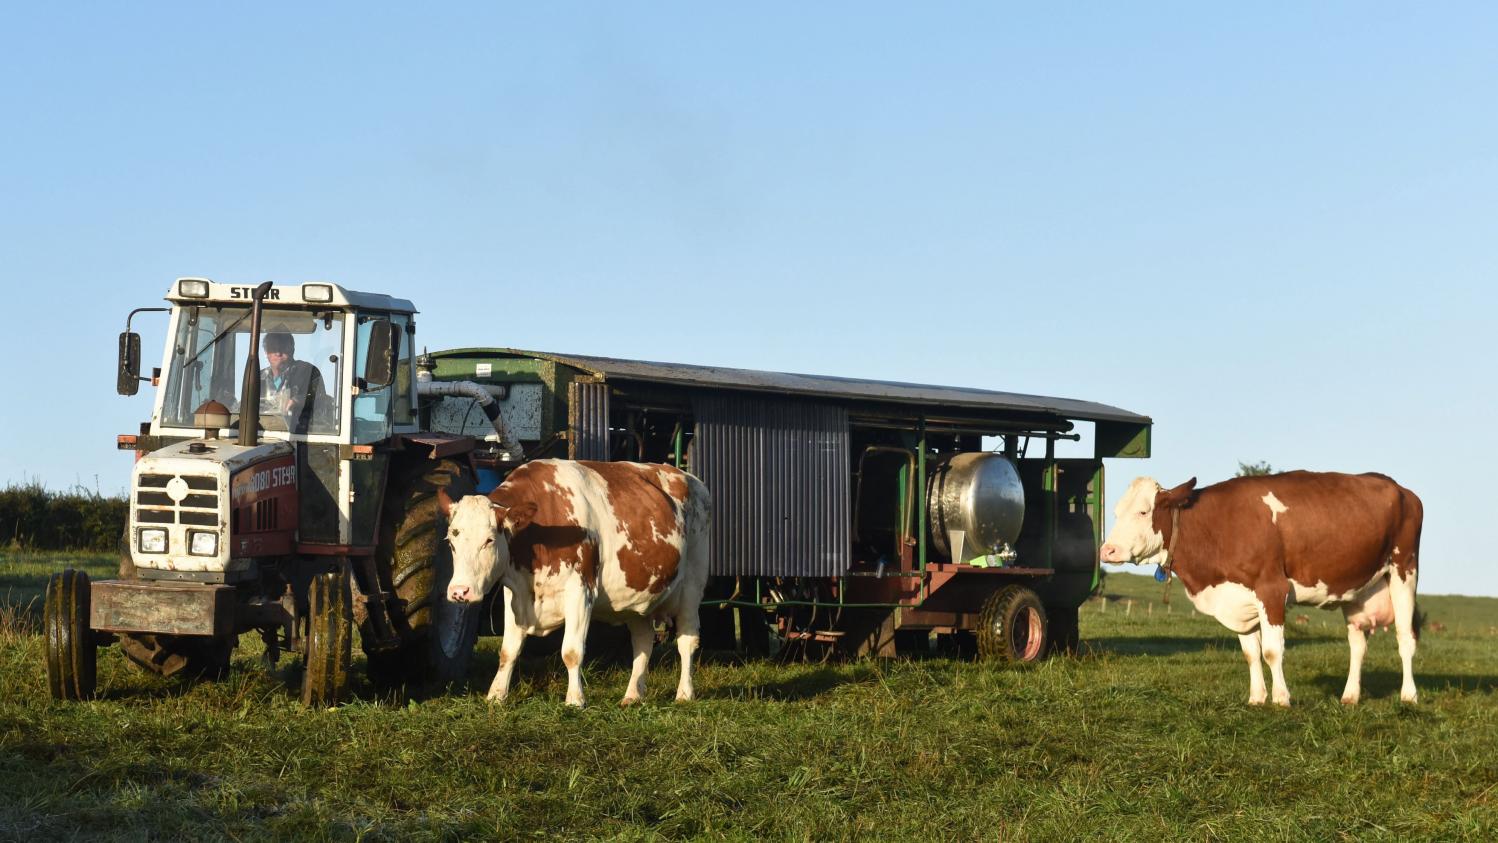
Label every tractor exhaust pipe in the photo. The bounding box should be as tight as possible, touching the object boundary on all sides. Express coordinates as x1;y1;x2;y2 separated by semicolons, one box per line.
238;281;274;447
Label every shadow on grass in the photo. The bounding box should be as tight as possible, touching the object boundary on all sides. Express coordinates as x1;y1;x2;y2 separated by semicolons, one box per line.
1086;633;1338;658
1085;635;1230;657
1308;670;1498;699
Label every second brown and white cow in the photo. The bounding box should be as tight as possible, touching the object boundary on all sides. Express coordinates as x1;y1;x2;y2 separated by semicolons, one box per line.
1100;471;1422;706
439;459;711;707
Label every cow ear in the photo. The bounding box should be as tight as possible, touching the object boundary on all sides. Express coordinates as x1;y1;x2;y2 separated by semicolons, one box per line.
498;501;538;535
436;486;454;518
1160;477;1199;508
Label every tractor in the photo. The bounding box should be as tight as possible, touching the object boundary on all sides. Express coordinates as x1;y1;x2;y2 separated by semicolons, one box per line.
46;278;515;705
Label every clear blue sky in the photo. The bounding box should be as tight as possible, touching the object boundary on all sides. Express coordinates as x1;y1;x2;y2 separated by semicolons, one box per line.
3;4;1494;595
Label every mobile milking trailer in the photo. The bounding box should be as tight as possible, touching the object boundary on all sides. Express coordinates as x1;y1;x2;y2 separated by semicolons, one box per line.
417;348;1152;660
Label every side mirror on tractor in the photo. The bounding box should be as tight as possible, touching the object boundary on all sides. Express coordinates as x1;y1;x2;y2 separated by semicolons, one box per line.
361;319;399;390
117;331;142;396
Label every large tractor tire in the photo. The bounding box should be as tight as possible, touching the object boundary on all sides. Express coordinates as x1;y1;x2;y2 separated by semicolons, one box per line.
365;458;479;692
977;584;1049;664
45;569;97;700
302;566;353;707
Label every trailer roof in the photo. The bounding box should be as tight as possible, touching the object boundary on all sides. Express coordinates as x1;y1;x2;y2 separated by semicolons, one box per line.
439;347;1151;426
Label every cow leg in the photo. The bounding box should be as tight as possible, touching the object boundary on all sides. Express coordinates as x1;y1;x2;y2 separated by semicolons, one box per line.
487;590;526;702
1340;621;1368;705
1389;567;1419;703
1238;631;1267;705
560;578;593;708
620;617;654;706
674;604;701;702
1259;619;1290;707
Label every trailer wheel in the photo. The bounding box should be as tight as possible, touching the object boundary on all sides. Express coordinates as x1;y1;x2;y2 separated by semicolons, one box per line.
45;569;97;700
366;458;478;692
302;567;353;707
977;585;1048;663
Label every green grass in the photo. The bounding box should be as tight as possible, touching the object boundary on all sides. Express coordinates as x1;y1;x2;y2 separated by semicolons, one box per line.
2;553;1495;841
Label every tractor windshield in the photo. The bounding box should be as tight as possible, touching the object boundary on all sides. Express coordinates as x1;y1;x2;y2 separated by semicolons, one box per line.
160;306;345;436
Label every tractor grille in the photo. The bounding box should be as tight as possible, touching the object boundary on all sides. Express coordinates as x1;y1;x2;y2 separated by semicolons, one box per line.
135;473;221;527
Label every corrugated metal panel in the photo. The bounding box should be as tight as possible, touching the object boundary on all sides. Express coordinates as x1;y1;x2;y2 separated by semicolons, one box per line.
693;395;849;577
445;347;1150;425
568;380;609;461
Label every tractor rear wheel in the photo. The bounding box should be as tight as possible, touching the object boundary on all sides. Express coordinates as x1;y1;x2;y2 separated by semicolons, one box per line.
365;457;478;692
302;566;353;707
977;585;1049;663
45;569;97;700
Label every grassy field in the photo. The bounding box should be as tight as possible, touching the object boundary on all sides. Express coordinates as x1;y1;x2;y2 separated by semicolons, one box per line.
2;552;1495;841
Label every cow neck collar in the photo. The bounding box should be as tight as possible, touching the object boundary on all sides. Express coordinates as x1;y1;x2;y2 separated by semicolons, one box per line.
1162;506;1182;577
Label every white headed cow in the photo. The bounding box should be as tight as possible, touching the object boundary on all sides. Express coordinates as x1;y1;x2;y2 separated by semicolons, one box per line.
1100;471;1422;706
439;459;710;707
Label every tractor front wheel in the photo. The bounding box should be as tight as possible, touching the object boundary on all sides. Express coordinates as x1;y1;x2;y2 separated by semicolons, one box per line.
977;585;1049;663
302;566;353;707
45;569;97;700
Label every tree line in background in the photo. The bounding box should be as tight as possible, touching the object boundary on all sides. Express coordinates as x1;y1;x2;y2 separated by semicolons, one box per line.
0;481;126;552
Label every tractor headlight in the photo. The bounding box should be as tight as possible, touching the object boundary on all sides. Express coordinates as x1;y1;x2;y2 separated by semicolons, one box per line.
189;531;219;557
138;528;168;554
177;278;210;298
302;283;333;303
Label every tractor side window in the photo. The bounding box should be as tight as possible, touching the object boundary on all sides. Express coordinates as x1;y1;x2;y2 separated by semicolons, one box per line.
391;314;415;426
352;313;394;444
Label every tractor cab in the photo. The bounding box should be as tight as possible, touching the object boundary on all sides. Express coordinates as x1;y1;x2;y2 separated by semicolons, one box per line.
118;279;422;559
133;278;417;449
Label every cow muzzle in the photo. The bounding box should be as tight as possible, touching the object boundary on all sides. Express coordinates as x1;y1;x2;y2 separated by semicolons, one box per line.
1099;543;1130;564
448;583;478;604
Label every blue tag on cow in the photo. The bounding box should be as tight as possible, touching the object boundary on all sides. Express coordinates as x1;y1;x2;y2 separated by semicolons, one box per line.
1154;565;1169;583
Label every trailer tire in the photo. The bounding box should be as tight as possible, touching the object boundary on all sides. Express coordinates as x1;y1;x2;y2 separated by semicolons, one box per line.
302;566;353;707
45;569;97;700
977;585;1048;663
365;457;478;692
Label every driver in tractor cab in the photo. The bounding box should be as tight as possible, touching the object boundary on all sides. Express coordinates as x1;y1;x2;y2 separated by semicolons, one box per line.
260;331;329;433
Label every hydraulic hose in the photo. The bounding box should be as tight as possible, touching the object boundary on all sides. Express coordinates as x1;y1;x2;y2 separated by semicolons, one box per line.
415;376;521;460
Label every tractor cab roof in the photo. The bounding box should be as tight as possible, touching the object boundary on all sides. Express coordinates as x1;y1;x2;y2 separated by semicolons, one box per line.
165;278;417;314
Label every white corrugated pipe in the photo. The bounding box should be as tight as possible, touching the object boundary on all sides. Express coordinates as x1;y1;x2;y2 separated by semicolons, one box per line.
416;375;522;461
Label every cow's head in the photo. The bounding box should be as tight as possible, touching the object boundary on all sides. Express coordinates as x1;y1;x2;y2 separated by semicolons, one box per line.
438;486;537;604
1099;476;1197;566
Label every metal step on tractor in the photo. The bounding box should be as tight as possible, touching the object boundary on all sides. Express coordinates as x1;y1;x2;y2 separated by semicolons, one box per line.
47;279;520;705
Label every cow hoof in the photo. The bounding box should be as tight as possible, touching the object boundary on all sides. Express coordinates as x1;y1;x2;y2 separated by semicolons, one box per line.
674;692;693;703
1273;696;1291;708
485;692;509;704
1248;696;1266;706
1401;691;1418;704
619;696;642;708
1340;695;1359;706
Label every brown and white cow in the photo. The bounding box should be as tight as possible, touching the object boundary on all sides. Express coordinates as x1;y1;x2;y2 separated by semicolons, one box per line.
439;459;711;707
1100;471;1422;706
